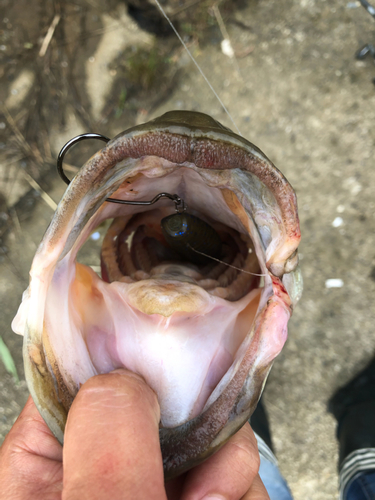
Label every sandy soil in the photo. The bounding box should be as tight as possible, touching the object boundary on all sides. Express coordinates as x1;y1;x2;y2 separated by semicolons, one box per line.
1;0;375;498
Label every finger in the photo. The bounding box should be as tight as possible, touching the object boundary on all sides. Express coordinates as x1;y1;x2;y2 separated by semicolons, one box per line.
1;396;62;460
62;369;167;500
241;474;270;500
0;396;63;500
180;422;260;500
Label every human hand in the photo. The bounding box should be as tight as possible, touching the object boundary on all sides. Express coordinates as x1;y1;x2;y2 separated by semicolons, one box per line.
0;369;269;499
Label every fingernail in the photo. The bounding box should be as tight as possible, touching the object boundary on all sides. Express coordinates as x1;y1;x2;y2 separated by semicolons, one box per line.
109;369;160;420
202;495;226;500
111;368;142;380
111;368;130;375
111;369;148;384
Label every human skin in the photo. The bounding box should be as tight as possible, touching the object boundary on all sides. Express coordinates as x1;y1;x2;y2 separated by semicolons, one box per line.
0;369;269;500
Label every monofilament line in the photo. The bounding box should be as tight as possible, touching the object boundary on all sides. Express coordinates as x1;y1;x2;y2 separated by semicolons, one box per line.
152;0;242;137
187;244;266;277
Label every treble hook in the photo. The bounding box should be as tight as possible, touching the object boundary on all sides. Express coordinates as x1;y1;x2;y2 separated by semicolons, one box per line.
57;133;187;213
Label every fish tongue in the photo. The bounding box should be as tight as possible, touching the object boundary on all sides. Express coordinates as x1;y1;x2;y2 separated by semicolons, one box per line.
124;274;210;316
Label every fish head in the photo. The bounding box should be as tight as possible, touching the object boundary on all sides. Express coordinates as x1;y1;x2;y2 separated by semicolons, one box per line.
12;110;303;478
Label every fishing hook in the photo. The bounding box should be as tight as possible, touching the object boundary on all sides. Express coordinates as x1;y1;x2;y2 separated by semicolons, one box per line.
57;133;187;213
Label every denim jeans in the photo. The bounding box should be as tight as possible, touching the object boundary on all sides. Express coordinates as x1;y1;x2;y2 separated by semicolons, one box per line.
255;435;375;500
255;433;293;500
345;471;375;500
258;454;293;500
340;449;375;500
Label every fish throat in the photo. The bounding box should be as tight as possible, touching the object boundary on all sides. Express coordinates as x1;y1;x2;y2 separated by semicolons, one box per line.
101;208;259;301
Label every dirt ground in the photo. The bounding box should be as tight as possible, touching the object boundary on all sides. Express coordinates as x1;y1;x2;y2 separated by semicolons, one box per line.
1;0;375;498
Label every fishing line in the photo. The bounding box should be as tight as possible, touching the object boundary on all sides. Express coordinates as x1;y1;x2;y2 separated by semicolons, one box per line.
152;0;242;137
187;244;267;277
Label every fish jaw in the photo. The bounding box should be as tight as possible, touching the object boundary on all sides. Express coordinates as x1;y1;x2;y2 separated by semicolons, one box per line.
12;110;302;478
161;284;291;476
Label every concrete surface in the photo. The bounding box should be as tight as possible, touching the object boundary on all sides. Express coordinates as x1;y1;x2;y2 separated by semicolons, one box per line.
1;0;375;498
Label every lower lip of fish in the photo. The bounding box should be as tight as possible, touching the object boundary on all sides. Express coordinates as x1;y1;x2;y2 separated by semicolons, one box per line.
12;111;301;478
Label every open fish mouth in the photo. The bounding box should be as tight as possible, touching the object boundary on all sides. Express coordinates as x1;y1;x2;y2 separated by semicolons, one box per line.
12;110;302;478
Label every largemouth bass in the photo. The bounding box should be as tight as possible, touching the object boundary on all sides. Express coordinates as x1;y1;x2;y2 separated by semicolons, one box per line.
12;110;302;478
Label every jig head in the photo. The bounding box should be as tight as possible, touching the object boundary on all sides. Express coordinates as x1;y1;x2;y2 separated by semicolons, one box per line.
161;213;222;265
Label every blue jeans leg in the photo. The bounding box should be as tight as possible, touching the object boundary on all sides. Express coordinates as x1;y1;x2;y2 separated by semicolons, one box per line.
258;456;294;500
340;449;375;499
345;471;375;500
255;432;293;500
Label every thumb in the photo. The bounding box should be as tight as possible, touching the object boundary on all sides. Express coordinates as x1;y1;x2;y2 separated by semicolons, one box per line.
62;369;166;500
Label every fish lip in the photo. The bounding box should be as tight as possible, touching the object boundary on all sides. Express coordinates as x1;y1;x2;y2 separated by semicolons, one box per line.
13;110;301;478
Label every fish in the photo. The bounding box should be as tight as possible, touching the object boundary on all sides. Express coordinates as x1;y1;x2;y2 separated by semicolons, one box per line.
12;110;303;478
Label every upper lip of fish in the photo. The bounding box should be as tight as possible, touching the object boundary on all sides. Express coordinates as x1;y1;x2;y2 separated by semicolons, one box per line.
12;110;302;478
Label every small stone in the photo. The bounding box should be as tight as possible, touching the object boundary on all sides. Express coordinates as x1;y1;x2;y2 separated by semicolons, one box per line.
221;39;234;58
332;217;343;228
325;279;344;289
